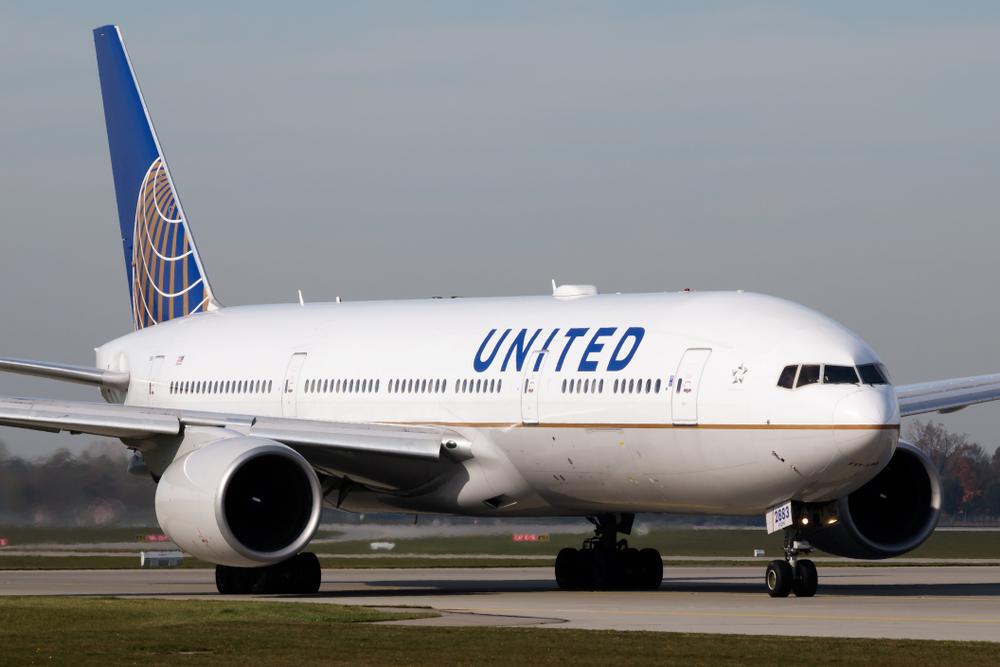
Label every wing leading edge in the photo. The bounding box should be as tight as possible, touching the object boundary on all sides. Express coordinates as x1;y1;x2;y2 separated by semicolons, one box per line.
896;373;1000;417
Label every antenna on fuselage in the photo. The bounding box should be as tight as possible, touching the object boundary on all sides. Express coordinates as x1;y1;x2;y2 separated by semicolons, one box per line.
298;290;305;306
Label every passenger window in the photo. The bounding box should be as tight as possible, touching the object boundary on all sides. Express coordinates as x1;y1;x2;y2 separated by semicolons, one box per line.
443;379;449;392
614;379;619;393
375;379;380;392
629;379;634;394
796;365;820;388
824;365;859;385
584;379;589;393
777;365;798;389
645;379;651;393
654;379;661;393
495;379;500;392
490;379;495;393
267;380;272;393
562;379;567;394
599;379;604;393
421;379;426;393
462;379;467;393
858;364;888;385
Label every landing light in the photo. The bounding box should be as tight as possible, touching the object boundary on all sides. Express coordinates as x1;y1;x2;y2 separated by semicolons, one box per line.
828;519;838;525
801;517;809;525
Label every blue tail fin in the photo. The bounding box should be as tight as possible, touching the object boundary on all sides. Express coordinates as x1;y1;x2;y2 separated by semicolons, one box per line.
93;25;217;331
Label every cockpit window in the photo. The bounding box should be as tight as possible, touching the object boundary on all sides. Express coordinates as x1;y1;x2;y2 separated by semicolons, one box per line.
858;363;889;385
796;365;820;388
824;365;859;385
777;365;798;389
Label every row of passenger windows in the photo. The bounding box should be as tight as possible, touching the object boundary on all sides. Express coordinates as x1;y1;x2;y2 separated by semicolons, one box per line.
300;378;505;395
777;363;890;390
302;378;379;394
559;377;667;395
170;379;273;395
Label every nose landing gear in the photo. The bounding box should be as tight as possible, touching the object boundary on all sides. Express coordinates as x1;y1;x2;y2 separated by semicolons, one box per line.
554;513;663;590
765;528;818;598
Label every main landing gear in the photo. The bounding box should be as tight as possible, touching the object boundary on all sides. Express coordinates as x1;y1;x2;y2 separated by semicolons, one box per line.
215;552;322;595
765;529;818;598
555;514;663;591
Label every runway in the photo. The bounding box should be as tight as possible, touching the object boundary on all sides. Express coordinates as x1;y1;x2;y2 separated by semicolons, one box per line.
3;566;999;641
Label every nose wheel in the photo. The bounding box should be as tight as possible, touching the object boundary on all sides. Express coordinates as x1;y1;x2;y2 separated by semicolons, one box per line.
765;529;818;598
554;514;663;591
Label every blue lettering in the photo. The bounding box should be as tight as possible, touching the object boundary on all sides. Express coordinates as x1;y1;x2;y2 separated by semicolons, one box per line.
534;329;560;371
501;329;542;372
556;328;589;372
474;328;511;372
578;327;616;372
607;327;645;371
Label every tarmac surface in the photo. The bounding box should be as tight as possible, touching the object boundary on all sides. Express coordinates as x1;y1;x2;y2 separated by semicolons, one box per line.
2;566;999;641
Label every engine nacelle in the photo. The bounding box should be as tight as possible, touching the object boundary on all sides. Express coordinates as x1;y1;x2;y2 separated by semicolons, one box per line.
155;436;322;567
798;440;941;559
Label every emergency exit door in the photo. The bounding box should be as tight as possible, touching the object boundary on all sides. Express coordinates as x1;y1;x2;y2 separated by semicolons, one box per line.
520;349;548;425
147;355;164;407
282;353;307;417
672;348;711;424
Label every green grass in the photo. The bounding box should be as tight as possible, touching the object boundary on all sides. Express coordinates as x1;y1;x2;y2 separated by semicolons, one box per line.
0;526;163;545
1;597;999;666
0;556;216;570
314;528;1000;559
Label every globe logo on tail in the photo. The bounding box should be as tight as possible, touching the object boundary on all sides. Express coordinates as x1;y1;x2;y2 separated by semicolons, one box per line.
132;158;207;330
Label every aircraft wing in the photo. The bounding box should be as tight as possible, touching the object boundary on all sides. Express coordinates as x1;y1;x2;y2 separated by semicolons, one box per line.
895;373;1000;417
0;395;459;491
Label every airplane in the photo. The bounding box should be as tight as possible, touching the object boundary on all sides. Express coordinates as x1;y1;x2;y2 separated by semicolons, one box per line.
2;24;999;598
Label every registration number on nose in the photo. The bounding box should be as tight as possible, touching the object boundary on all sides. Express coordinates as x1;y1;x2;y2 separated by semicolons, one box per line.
766;501;793;534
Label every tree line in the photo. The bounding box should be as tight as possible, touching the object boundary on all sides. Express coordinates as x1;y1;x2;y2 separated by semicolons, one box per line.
0;441;155;525
906;420;1000;517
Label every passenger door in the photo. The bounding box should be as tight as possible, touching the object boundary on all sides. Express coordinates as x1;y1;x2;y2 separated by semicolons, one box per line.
520;349;549;425
282;353;307;417
147;355;164;407
672;348;711;424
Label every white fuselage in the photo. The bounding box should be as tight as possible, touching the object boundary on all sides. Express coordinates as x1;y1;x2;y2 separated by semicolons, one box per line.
96;290;899;517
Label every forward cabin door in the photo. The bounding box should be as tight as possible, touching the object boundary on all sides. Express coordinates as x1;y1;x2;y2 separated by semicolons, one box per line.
282;353;307;417
671;348;711;425
147;355;165;407
520;349;549;425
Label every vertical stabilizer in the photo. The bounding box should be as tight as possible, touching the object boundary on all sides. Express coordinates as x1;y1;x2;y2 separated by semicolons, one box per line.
93;25;218;331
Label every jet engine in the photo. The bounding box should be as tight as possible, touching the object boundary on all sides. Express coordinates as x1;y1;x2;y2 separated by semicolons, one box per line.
155;436;322;567
798;440;941;560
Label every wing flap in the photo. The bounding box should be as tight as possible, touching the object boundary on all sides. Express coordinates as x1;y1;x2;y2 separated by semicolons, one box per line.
249;418;445;460
896;373;1000;417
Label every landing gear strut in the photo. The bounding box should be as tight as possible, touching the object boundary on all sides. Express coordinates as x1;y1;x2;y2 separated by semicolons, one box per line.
765;528;818;598
216;552;322;595
555;514;662;590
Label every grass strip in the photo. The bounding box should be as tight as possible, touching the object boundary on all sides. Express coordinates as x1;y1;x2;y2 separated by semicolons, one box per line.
2;597;999;666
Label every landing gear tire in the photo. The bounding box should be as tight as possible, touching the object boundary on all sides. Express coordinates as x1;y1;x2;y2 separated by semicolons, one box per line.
592;549;620;590
555;548;578;590
574;549;596;590
214;553;321;595
215;565;237;594
792;559;818;598
638;548;663;590
765;560;793;598
620;548;641;589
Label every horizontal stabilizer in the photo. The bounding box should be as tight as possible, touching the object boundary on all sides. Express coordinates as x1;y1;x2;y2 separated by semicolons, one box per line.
0;357;130;391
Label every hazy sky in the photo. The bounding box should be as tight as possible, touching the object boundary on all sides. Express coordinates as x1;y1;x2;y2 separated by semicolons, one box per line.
2;2;1000;458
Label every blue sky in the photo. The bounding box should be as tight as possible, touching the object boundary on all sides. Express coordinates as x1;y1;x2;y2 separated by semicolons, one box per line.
2;2;1000;457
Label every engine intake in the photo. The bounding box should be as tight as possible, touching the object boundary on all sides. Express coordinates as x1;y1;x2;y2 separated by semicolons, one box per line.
798;440;941;559
155;436;322;567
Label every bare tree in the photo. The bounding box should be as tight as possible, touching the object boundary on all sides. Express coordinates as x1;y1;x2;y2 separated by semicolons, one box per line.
905;419;968;474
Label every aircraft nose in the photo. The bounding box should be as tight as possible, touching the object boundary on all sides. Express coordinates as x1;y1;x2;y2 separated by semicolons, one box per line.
833;388;898;466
